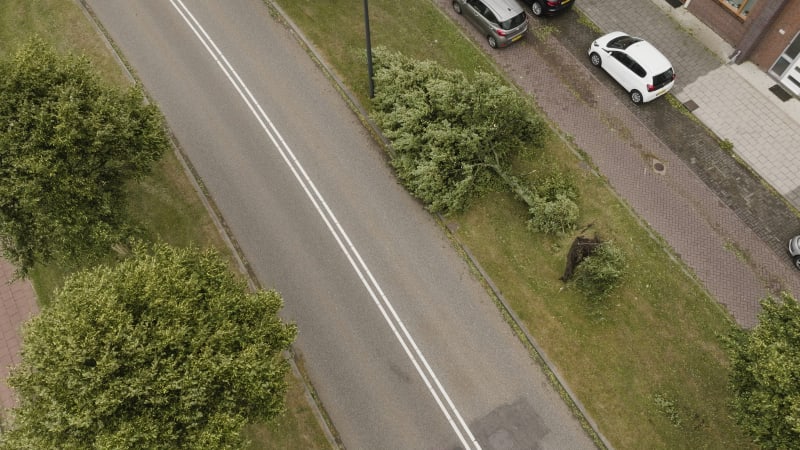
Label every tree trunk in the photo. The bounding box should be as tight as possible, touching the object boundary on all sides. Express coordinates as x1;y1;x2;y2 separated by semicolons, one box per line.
561;235;602;281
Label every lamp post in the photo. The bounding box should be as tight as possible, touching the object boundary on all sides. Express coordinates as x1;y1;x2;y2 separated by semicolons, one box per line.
363;0;375;98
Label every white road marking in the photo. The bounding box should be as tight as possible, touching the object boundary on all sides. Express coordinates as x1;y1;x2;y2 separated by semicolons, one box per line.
168;1;482;448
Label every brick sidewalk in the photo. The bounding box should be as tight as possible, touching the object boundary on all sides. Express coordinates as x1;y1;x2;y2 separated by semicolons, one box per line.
574;0;800;323
0;259;39;413
437;0;800;326
580;0;800;211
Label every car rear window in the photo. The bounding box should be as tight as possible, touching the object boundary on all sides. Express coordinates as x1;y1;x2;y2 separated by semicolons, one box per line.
608;35;642;49
653;68;674;89
499;12;526;30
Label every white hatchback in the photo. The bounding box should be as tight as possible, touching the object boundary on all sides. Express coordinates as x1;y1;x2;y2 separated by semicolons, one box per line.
790;235;800;270
589;31;675;104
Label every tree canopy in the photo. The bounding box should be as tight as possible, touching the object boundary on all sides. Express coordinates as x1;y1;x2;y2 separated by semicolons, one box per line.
0;38;168;274
727;292;800;448
370;48;547;214
1;243;297;449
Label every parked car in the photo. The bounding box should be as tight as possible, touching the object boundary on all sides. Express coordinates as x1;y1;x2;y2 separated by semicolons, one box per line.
588;31;675;104
520;0;574;17
452;0;528;49
790;235;800;269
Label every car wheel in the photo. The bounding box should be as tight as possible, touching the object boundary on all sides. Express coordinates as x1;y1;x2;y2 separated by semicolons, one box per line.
794;255;800;270
630;90;643;104
589;52;601;67
453;1;462;14
531;1;543;16
488;35;498;49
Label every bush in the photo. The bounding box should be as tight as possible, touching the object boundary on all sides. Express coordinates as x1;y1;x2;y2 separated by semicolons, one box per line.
534;175;578;201
726;293;800;448
573;241;626;299
527;194;579;234
370;48;547;214
526;175;579;234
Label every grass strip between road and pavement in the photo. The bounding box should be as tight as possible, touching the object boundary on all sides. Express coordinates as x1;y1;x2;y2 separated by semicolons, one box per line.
269;0;755;448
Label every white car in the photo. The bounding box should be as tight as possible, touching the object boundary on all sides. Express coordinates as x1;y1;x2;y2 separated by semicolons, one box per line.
588;31;675;104
790;235;800;270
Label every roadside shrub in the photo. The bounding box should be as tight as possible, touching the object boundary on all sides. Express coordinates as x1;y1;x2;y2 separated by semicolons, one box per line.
527;194;579;234
526;175;579;234
370;47;547;214
725;293;800;448
573;241;626;299
534;175;578;200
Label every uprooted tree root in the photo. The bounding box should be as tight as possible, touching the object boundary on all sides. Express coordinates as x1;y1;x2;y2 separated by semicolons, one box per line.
561;235;602;282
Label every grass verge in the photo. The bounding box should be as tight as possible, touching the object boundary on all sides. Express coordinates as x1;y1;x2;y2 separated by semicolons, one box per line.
272;0;753;447
2;0;330;447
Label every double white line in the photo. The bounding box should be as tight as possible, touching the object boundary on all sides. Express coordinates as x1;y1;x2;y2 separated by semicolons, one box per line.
168;1;481;448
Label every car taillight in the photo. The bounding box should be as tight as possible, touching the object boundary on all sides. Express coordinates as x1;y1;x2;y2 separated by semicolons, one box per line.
495;29;507;36
546;0;560;5
647;84;655;92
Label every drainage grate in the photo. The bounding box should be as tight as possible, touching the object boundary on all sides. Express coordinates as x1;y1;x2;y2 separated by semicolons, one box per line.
769;84;793;102
683;99;699;112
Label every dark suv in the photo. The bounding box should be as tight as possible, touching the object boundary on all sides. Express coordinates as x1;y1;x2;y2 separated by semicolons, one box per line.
521;0;575;17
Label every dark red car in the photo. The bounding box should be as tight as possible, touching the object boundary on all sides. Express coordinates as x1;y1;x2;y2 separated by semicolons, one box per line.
522;0;575;16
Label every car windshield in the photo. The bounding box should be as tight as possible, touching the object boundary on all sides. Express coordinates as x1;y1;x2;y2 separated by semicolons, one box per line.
499;12;526;30
608;35;642;49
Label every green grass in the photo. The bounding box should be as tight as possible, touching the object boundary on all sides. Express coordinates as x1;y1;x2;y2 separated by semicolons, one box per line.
272;0;496;107
2;1;329;448
456;136;750;448
273;0;753;447
244;368;332;450
0;0;127;86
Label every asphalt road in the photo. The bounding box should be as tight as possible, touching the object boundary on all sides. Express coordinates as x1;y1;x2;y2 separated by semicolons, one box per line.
82;0;596;448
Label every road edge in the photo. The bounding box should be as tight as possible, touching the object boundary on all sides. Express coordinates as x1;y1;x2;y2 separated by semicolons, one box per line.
73;1;342;448
266;0;614;448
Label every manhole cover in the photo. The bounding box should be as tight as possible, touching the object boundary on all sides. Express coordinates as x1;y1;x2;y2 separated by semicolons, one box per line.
653;159;666;174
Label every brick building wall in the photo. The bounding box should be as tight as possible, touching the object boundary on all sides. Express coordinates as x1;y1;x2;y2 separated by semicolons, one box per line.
750;1;800;71
686;0;799;71
687;0;752;47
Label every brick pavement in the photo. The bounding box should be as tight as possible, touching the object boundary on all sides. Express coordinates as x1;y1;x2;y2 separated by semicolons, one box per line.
0;258;38;414
580;0;800;210
575;0;800;321
437;0;800;327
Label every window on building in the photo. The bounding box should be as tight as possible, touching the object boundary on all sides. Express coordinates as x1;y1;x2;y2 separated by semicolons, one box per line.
721;0;758;17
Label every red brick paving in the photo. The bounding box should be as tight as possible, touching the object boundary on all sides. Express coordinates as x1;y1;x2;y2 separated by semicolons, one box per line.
0;258;39;414
436;1;800;327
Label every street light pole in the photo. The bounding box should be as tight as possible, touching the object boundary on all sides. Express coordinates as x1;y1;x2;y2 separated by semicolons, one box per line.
363;0;375;98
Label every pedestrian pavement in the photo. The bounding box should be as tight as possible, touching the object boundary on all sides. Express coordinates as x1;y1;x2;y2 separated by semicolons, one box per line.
581;0;800;211
572;0;800;325
0;258;38;414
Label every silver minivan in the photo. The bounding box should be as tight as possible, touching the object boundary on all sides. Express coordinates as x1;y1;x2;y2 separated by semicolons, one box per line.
452;0;528;49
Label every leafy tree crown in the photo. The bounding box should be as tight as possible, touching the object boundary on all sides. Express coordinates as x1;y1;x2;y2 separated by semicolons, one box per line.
2;243;297;449
0;38;168;274
726;293;800;448
370;47;546;214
